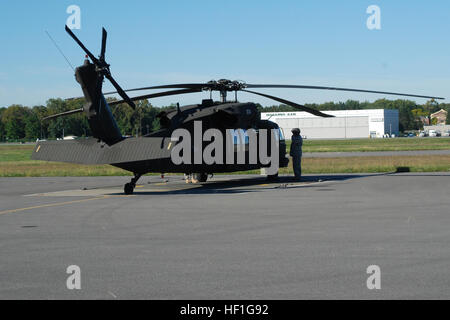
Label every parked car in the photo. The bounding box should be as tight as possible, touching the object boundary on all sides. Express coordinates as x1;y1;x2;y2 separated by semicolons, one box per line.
429;130;438;137
419;131;428;137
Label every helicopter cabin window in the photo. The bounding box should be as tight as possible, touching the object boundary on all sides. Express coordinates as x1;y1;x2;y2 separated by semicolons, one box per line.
230;129;250;145
229;128;284;144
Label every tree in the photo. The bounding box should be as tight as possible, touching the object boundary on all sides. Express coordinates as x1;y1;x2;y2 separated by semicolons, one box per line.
344;100;361;110
112;103;135;135
1;105;32;140
44;98;89;138
423;99;440;126
65;98;90;137
0;108;5;141
24;111;41;140
370;99;418;131
46;99;68;138
111;99;162;136
3;95;447;139
441;104;450;125
32;105;49;139
151;117;161;132
139;100;161;132
411;108;427;118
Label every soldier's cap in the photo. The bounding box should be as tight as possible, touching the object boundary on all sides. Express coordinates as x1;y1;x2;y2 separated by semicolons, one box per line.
291;128;300;133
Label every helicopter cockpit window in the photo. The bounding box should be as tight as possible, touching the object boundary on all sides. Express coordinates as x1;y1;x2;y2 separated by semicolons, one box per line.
272;128;285;141
278;128;285;141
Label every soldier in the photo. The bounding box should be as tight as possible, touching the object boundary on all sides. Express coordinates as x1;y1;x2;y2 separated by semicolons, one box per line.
290;128;303;180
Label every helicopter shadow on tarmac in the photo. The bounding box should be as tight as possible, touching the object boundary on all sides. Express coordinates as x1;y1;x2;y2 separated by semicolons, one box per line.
117;173;392;196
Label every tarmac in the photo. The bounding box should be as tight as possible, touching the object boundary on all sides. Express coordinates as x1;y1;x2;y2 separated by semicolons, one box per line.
0;173;449;299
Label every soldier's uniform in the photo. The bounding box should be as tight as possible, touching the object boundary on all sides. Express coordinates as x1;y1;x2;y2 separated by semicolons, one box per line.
290;129;303;180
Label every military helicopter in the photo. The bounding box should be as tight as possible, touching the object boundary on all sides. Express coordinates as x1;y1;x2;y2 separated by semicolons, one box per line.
32;26;444;194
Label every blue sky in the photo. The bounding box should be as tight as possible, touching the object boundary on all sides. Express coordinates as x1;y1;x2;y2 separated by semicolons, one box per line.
0;0;449;107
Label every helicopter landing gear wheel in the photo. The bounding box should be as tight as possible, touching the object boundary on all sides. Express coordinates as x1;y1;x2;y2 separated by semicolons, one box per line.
192;173;208;183
124;173;142;195
124;183;134;195
267;172;279;181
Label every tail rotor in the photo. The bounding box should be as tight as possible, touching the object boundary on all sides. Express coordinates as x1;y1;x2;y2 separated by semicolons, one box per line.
64;25;135;109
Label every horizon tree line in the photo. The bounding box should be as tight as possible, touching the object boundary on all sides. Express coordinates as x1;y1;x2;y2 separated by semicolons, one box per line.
1;98;449;142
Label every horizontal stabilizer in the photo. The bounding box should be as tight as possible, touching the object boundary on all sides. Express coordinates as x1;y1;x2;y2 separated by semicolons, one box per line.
32;137;171;165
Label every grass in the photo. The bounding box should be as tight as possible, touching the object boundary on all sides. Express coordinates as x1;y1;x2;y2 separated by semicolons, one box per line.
294;155;450;174
0;161;131;177
233;155;450;175
0;145;37;162
2;156;448;177
1;139;450;177
299;137;450;153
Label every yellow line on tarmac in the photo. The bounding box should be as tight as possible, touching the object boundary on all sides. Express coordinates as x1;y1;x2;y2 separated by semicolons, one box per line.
0;196;114;216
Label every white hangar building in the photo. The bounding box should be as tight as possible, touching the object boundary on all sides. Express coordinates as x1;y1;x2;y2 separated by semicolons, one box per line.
261;109;399;140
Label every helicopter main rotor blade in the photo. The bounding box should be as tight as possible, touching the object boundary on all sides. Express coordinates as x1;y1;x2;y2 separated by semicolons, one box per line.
65;25;99;65
100;28;107;62
68;83;207;100
245;84;444;100
105;73;136;109
42;107;85;121
103;83;207;96
109;88;202;106
242;90;334;118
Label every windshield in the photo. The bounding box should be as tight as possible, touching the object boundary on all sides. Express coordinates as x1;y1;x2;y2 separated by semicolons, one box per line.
278;128;285;141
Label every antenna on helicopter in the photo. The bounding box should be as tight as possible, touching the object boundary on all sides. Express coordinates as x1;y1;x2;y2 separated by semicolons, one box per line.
45;30;75;72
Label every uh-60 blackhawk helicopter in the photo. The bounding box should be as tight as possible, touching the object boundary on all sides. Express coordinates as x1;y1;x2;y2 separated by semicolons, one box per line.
32;26;444;194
